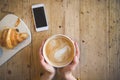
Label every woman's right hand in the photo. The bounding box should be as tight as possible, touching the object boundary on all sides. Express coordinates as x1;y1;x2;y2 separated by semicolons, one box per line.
57;42;80;80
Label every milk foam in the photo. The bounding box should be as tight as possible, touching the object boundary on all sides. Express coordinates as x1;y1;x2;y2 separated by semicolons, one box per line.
54;45;70;62
50;40;56;47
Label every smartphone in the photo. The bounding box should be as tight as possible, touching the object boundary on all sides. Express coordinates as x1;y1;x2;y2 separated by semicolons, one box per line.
32;4;48;32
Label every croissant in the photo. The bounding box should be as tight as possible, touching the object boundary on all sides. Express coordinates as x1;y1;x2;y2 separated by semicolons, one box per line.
0;28;28;49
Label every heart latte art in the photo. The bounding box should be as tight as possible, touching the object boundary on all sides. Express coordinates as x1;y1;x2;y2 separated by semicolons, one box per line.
44;35;74;67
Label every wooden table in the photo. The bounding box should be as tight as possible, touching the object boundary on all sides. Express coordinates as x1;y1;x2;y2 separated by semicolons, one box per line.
0;0;120;80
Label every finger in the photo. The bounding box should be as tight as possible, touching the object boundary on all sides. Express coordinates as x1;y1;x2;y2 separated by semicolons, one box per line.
40;59;47;67
40;59;54;73
39;54;49;68
75;42;80;56
72;56;79;65
40;40;46;50
39;51;52;71
39;53;43;61
39;40;46;60
67;56;78;70
40;60;48;70
74;42;80;58
39;46;43;60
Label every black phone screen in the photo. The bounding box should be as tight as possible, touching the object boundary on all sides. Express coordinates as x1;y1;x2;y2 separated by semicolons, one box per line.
33;7;47;28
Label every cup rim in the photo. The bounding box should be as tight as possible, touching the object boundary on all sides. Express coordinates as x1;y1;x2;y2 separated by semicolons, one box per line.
43;34;75;68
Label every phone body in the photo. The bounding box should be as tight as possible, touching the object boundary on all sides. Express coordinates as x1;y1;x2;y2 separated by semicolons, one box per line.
32;4;48;32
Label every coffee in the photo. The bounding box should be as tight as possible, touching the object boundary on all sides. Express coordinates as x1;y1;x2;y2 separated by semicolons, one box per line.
43;34;75;67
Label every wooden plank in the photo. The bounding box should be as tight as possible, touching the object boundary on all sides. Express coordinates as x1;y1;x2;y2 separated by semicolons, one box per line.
0;63;7;80
30;0;50;79
30;0;65;80
6;0;31;80
0;0;31;80
49;0;65;79
64;0;80;78
108;0;120;80
0;0;9;80
49;0;65;35
80;0;108;80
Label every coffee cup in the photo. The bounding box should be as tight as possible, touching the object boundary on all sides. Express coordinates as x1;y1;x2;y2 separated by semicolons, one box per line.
43;34;75;67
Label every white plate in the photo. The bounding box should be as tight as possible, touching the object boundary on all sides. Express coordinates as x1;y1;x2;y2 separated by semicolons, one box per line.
0;14;31;66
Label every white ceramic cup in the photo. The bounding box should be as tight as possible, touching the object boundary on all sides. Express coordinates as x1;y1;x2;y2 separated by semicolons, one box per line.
43;34;75;67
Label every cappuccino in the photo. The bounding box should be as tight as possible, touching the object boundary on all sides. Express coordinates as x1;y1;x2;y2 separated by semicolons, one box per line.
43;34;75;67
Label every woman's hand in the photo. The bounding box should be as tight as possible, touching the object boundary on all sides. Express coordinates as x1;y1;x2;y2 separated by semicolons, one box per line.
57;42;80;80
39;42;55;80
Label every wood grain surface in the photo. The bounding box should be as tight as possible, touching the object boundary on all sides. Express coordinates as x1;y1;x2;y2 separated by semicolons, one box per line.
0;0;120;80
